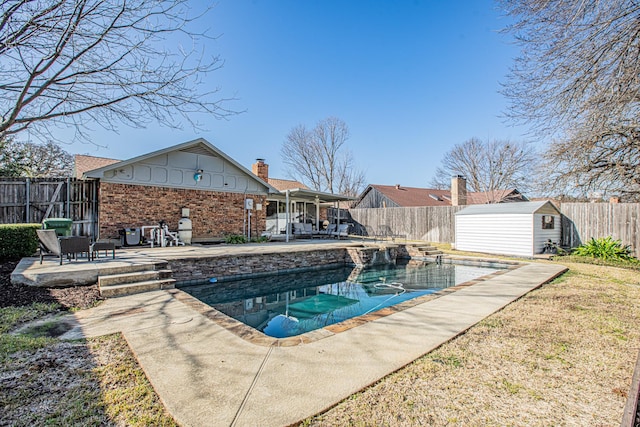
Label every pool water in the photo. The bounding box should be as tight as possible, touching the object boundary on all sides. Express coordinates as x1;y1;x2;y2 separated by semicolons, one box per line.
182;260;501;338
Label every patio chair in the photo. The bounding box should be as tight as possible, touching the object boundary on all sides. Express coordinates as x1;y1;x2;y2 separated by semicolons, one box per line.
37;229;91;265
292;222;312;238
331;223;350;239
316;223;336;238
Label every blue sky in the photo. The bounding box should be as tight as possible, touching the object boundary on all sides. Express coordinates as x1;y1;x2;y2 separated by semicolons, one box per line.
65;0;532;189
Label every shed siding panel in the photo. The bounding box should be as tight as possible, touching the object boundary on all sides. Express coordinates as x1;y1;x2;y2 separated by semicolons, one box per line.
533;214;562;254
456;214;534;257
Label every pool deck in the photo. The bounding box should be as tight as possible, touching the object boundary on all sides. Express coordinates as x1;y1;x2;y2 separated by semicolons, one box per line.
11;239;369;287
42;241;569;427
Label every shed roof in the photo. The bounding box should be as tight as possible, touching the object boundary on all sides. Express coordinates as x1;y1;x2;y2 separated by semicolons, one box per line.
455;200;560;216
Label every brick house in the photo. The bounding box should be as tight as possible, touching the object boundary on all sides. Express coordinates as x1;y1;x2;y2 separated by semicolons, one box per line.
81;139;276;242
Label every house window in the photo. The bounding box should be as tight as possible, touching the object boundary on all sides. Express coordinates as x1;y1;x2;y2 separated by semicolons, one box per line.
542;215;555;229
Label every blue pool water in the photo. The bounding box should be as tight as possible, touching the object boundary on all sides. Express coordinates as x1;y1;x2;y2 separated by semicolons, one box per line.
182;260;501;338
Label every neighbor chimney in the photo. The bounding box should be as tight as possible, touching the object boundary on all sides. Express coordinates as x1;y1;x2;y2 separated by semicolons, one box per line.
252;158;268;182
451;175;467;206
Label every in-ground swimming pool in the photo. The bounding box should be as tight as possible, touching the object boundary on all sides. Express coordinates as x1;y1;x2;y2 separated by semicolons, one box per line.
182;260;502;338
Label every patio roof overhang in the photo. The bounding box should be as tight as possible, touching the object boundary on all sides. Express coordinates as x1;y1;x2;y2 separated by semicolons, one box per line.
268;188;355;203
265;188;354;242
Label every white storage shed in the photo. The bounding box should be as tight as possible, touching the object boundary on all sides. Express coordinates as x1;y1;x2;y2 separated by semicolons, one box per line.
454;201;562;257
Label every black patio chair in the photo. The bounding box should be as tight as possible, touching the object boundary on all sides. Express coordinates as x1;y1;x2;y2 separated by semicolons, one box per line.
36;229;91;265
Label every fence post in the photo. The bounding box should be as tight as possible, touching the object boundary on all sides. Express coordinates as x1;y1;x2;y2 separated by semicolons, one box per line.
66;177;71;218
25;178;30;223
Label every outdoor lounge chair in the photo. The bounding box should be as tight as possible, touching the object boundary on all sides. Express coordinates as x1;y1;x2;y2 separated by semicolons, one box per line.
331;223;350;239
316;223;336;238
292;222;313;238
37;229;91;265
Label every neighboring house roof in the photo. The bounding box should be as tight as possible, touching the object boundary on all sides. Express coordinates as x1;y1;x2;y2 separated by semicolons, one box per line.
367;185;451;207
74;154;120;179
467;189;527;204
455;200;560;216
356;184;527;208
82;138;280;194
268;178;309;191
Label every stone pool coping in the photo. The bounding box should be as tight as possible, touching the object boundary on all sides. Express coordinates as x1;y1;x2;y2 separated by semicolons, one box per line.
60;257;567;427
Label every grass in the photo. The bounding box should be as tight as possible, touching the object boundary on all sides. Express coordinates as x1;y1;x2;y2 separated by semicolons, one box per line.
0;302;177;426
0;302;60;362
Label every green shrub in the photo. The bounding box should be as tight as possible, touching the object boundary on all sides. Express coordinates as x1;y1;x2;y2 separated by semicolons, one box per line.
0;224;40;260
572;236;637;262
224;234;247;244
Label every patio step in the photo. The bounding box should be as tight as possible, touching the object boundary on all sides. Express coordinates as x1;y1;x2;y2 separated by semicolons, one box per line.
99;278;177;298
97;261;169;276
98;269;173;287
98;263;175;298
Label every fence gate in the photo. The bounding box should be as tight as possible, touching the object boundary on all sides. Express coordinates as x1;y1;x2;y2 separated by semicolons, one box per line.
0;178;98;238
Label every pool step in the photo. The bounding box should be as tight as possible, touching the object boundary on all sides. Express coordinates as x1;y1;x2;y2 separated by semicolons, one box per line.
409;244;446;262
99;265;175;298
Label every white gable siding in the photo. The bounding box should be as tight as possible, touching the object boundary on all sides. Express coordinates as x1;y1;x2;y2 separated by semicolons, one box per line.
533;214;562;254
455;214;534;257
100;151;266;194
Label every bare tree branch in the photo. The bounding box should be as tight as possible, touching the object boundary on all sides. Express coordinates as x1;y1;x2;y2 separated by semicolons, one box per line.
0;0;234;143
281;117;366;196
500;0;640;199
430;137;537;196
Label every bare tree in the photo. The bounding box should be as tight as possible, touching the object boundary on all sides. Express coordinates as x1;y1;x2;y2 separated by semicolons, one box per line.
281;117;366;196
430;137;536;195
0;139;73;177
500;0;640;199
0;0;231;143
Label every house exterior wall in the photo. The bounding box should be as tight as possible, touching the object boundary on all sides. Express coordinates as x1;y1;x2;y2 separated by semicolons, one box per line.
98;182;266;240
354;188;399;209
455;214;534;257
99;149;268;195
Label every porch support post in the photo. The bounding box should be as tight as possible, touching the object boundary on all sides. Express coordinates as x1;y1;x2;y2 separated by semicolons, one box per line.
285;190;290;243
315;196;320;232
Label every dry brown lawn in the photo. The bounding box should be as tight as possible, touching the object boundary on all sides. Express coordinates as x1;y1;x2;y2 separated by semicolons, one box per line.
304;261;640;426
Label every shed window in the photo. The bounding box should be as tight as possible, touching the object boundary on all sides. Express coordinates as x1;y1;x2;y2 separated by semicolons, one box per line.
542;215;555;229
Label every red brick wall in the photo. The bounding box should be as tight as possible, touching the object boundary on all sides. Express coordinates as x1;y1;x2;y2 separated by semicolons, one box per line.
98;182;266;240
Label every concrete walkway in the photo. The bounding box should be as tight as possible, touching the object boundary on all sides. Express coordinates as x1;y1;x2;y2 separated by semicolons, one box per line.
61;261;567;427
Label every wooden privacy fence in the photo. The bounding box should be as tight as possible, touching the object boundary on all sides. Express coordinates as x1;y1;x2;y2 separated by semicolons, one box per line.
349;206;464;243
349;203;640;257
0;178;98;238
560;203;640;257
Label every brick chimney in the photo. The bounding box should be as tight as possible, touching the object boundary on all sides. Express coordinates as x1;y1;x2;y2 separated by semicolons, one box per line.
451;175;467;206
252;158;268;182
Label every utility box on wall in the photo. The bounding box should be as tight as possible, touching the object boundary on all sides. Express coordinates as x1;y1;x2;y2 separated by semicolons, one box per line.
455;201;562;257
